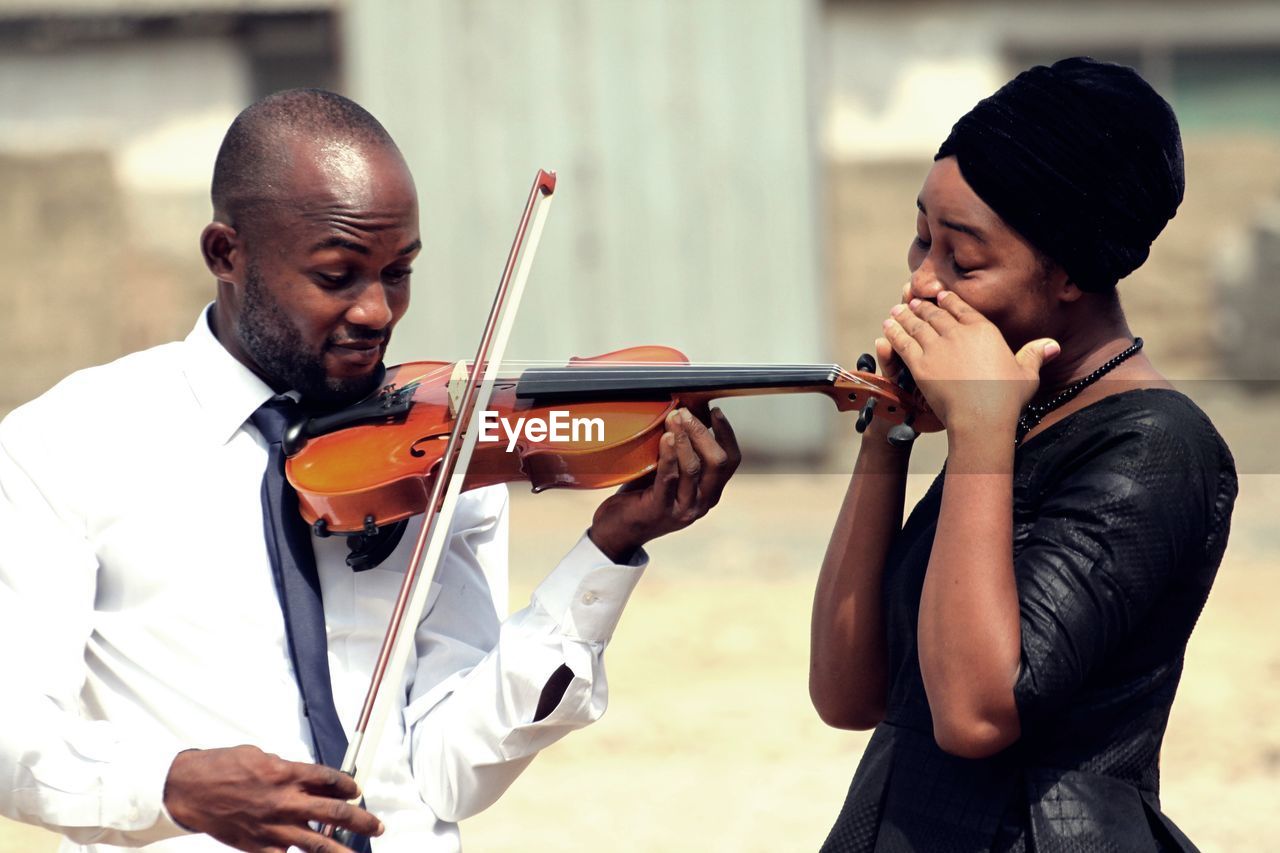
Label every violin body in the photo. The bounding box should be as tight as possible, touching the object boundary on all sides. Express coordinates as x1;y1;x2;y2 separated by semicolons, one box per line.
287;345;938;535
290;346;687;533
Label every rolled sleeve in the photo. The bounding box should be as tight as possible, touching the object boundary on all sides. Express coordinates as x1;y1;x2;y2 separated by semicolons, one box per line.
406;493;646;823
531;533;647;643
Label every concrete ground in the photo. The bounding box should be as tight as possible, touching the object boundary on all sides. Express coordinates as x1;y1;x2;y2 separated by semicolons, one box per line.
4;391;1277;852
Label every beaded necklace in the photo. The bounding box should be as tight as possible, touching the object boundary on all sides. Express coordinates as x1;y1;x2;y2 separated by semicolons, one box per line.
1016;337;1144;445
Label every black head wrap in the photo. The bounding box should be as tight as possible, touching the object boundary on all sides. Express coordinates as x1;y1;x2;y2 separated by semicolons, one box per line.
936;57;1184;292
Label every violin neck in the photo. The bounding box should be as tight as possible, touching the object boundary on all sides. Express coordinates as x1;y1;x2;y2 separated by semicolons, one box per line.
514;364;847;403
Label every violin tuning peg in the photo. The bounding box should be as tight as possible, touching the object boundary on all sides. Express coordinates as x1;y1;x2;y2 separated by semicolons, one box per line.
855;397;878;433
887;422;918;448
896;368;917;394
856;353;876;374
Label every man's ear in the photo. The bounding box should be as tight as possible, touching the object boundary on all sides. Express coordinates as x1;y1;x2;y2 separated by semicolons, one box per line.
200;222;242;282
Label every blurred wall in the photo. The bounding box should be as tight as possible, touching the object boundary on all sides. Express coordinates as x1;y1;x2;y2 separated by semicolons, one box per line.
345;0;828;455
5;0;1280;425
0;2;338;416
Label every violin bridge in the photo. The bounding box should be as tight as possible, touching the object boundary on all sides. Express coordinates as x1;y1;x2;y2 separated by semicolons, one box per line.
447;360;470;419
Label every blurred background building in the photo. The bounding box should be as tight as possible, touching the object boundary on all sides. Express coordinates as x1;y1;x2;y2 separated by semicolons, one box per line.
5;0;1280;447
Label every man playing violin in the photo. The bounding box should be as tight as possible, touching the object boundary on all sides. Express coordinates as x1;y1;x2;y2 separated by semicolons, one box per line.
0;89;740;853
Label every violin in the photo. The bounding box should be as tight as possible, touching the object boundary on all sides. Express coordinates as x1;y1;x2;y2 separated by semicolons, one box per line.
284;347;939;536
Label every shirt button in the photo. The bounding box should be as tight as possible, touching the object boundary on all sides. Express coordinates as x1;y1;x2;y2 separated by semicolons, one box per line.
580;590;599;605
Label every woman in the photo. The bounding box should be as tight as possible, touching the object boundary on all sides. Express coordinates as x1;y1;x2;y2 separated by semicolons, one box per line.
809;58;1237;852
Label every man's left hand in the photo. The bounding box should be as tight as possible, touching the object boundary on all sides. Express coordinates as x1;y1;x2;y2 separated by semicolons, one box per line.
587;406;740;562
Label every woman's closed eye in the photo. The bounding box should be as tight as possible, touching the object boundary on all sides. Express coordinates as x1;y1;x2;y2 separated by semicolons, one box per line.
915;235;976;277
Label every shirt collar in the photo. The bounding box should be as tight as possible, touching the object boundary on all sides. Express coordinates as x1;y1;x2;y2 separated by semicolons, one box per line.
181;305;277;445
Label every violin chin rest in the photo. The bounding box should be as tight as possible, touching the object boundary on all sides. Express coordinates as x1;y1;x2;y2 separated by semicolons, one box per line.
344;518;411;571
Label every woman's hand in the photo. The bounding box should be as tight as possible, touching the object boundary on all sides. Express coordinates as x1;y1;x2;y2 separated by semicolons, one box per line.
869;280;914;386
880;290;1060;432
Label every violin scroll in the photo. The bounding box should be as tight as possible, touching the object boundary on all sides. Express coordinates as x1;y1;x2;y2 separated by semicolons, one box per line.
848;351;927;446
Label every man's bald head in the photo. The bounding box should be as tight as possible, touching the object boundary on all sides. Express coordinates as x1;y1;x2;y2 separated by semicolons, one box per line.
211;88;399;227
204;88;417;405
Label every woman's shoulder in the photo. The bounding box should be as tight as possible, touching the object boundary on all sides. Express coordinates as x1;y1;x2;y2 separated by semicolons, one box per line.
1020;387;1238;543
1025;387;1233;471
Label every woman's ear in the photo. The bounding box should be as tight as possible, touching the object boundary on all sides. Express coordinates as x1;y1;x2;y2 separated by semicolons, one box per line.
1042;258;1082;304
200;221;242;282
1058;277;1084;304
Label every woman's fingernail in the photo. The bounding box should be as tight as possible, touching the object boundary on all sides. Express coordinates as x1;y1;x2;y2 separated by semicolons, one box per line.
890;304;905;316
909;298;921;309
937;290;949;300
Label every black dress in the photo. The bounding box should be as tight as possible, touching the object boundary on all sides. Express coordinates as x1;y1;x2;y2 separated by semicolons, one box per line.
821;390;1238;853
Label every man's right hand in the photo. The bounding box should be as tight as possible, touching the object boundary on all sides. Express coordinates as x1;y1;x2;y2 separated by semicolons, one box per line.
163;746;384;853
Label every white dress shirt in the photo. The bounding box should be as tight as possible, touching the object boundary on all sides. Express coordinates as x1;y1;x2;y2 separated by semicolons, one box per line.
0;310;645;852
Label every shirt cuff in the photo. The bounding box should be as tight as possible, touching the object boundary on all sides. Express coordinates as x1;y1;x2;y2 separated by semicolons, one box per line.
530;532;647;643
101;740;191;844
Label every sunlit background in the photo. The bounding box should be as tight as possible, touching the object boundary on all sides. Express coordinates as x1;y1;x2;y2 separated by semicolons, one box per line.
2;1;1277;851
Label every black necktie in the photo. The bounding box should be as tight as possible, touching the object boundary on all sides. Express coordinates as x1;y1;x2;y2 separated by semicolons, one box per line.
253;399;371;852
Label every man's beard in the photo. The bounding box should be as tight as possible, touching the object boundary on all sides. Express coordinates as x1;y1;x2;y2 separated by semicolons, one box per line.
238;264;386;408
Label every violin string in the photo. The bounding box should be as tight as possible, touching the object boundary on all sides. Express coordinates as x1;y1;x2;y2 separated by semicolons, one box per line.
401;361;868;374
477;360;848;372
388;361;876;392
